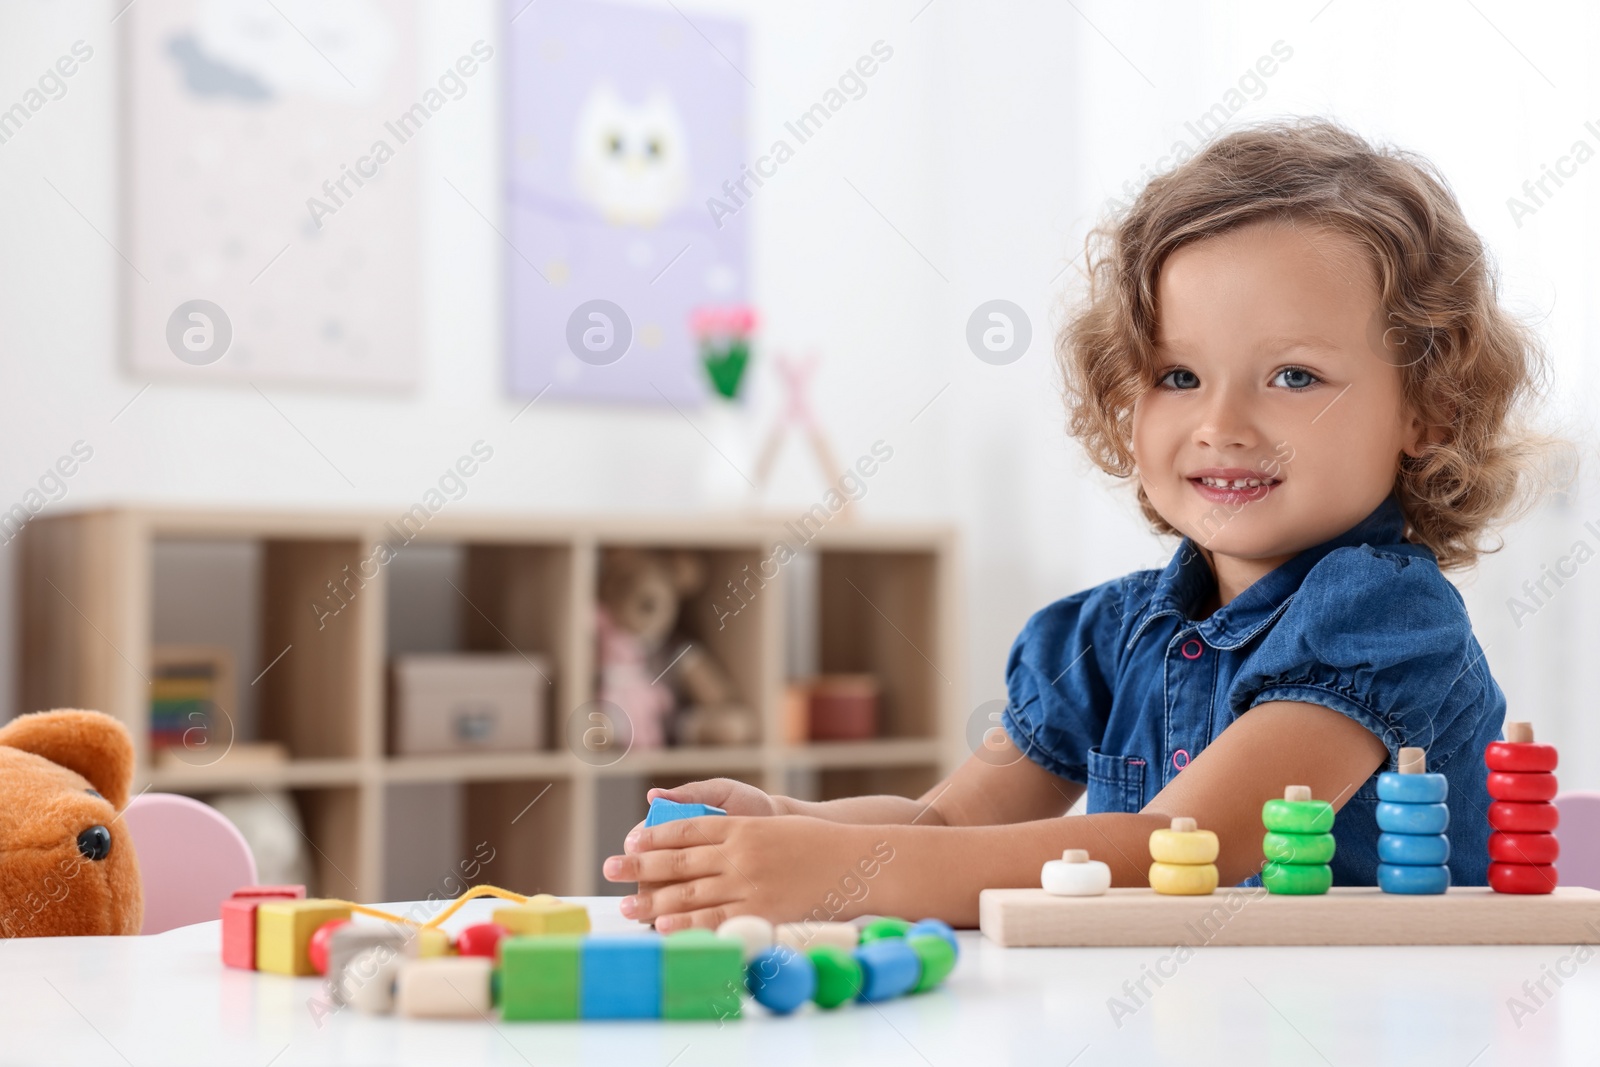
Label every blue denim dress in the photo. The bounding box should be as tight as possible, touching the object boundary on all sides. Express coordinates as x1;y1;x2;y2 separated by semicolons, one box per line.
1001;492;1503;887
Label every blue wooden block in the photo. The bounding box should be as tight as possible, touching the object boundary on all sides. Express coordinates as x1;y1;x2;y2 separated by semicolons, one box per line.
1378;862;1450;895
1377;831;1451;867
906;918;959;960
645;798;727;827
579;935;662;1019
1376;772;1448;804
746;945;816;1015
854;939;920;1003
1375;801;1449;835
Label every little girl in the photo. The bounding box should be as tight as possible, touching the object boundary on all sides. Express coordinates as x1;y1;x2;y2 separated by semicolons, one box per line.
603;118;1565;930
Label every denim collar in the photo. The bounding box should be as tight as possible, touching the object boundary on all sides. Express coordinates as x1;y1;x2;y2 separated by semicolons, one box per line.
1128;492;1410;652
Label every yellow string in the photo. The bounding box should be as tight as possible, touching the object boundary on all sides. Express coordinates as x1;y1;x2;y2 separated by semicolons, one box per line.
321;885;538;930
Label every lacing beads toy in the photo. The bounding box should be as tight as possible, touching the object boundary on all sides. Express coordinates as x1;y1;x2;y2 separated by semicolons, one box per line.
1041;849;1112;896
1261;785;1335;895
1148;817;1219;895
1377;747;1450;895
744;914;957;1014
1485;721;1560;895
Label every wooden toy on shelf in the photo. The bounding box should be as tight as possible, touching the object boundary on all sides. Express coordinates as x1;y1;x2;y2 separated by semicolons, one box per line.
1377;747;1451;895
1487;721;1560;894
1262;785;1335;895
1148;817;1219;895
1041;849;1112;897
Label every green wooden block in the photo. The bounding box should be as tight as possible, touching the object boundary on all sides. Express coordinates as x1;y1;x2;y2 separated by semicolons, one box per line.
1262;830;1336;866
500;935;581;1020
806;946;863;1009
661;931;744;1020
857;917;913;944
907;934;956;993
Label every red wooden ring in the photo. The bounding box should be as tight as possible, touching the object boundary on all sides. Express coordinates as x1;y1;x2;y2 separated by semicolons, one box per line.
1486;771;1558;803
1485;741;1558;773
1488;800;1559;833
1489;861;1557;894
1488;831;1559;866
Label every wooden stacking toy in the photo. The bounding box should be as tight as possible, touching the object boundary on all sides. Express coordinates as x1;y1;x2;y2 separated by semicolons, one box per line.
1148;817;1218;895
1041;849;1112;896
1261;785;1335;894
1486;721;1559;894
1377;747;1451;894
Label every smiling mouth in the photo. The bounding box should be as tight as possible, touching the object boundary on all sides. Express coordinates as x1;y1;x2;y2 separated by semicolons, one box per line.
1191;476;1280;489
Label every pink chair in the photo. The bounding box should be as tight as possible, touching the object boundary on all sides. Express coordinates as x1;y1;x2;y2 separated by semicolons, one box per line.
122;793;257;935
1554;792;1600;891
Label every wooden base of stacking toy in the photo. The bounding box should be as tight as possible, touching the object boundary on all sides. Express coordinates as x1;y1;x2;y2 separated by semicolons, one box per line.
978;886;1600;947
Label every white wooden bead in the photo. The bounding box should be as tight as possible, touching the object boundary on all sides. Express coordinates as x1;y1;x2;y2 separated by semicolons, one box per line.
775;921;858;951
717;915;776;961
395;957;494;1019
1041;850;1112;897
345;946;403;1015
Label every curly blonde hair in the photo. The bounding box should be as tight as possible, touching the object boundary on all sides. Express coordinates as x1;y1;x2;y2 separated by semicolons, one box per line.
1060;117;1571;571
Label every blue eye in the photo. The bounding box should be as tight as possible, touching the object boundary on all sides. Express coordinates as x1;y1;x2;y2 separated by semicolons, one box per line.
1158;368;1200;390
1274;366;1321;389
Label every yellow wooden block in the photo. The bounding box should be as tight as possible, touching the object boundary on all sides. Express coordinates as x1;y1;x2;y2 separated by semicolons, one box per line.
1148;827;1219;865
414;926;453;957
493;899;591;936
256;900;353;976
1148;861;1218;896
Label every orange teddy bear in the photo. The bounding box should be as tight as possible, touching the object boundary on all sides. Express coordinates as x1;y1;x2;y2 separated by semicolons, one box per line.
0;709;143;937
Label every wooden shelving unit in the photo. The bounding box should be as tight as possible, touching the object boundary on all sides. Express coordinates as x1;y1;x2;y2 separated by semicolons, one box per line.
18;508;961;898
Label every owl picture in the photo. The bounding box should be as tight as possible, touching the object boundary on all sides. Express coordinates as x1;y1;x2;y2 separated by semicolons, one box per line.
572;83;691;228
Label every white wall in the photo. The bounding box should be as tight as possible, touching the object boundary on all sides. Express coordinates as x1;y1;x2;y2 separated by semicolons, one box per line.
3;0;1599;787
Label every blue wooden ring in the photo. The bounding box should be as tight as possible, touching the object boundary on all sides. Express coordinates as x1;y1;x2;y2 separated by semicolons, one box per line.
1377;831;1451;866
1376;772;1448;804
1375;801;1450;835
1378;862;1450;894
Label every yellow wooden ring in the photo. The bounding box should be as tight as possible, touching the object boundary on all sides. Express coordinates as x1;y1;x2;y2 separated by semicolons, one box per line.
1148;861;1219;895
1148;828;1219;865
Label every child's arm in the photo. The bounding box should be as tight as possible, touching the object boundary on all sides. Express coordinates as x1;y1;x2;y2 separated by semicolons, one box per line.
606;700;1387;929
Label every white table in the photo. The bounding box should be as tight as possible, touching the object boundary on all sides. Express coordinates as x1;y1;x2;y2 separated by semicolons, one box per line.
2;896;1595;1066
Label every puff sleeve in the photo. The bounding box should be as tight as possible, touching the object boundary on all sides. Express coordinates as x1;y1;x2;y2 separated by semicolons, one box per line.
1227;544;1490;773
1000;573;1137;782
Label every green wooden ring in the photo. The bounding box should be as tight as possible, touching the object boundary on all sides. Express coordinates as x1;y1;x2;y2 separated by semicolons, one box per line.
1261;798;1335;834
857;917;913;944
907;934;956;993
1262;830;1336;866
1262;861;1333;895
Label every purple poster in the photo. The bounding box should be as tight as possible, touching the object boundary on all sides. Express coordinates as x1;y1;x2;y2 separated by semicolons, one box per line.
505;0;750;405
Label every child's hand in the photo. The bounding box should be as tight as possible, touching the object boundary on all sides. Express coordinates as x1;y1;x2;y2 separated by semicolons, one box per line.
602;815;878;932
646;778;784;818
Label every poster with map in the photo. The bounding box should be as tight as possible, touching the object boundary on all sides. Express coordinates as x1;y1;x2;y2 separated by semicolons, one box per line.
122;0;420;388
504;0;750;405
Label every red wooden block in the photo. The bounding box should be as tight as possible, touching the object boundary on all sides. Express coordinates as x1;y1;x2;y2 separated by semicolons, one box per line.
1489;861;1558;894
233;885;307;900
1486;771;1558;803
220;886;308;970
1487;800;1559;833
1485;741;1558;774
456;922;510;959
309;919;351;976
1488;831;1559;866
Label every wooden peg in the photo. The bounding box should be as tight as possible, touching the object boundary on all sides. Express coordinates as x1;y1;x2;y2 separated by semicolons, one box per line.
1062;849;1089;863
1170;817;1197;833
1398;747;1427;774
1505;721;1534;744
1284;785;1312;802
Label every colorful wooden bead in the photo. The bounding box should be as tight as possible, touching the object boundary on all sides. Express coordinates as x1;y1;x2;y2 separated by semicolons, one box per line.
858;917;913;944
661;930;744;1020
1488;831;1559;866
1375;801;1449;835
345;945;403;1015
500;935;582;1020
1148;861;1218;896
1041;850;1112;897
1485;741;1558;774
455;922;509;959
906;918;959;959
746;945;817;1015
414;926;453;957
1261;797;1335;834
1488;800;1559;833
1148;824;1220;865
493;898;591;937
326;926;409;1006
907;934;956;993
776;921;858;952
716;915;776;961
395;956;493;1019
1377;862;1450;895
579;935;662;1019
1489;861;1557;895
308;918;350;976
1486;771;1558;803
854;938;920;1003
807;946;864;1009
645;798;728;827
255;900;353;976
1261;861;1333;895
1377;832;1451;867
1261;831;1336;866
1376;771;1448;804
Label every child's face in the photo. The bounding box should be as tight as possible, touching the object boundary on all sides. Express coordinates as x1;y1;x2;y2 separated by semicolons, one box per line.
1132;218;1428;562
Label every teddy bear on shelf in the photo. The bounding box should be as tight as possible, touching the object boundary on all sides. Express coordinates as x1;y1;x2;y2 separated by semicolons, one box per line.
595;548;757;750
0;709;144;937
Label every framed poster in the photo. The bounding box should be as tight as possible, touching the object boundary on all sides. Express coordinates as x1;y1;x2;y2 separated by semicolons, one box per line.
504;0;750;405
122;0;420;388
